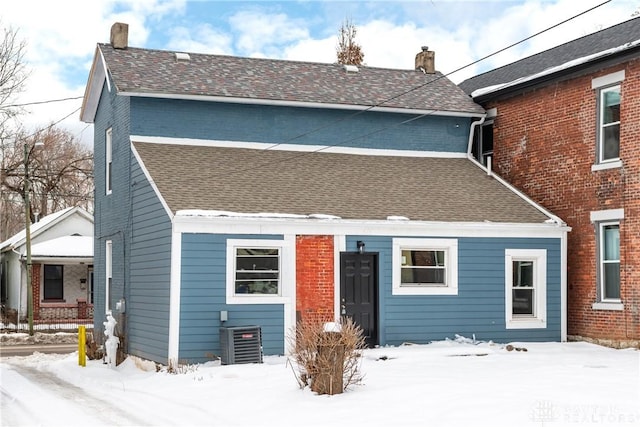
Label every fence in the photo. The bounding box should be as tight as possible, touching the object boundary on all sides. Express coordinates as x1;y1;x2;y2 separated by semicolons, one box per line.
1;302;94;333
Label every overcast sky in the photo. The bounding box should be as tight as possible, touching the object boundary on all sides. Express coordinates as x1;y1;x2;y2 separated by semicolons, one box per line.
2;0;638;148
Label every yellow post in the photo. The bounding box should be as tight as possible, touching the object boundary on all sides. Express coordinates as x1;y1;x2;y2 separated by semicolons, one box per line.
78;325;86;367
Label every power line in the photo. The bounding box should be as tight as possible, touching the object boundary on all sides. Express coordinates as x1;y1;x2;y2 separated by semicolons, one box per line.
5;96;84;108
199;0;611;177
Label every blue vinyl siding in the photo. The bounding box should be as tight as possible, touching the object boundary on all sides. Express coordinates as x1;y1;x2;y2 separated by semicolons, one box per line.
92;81;131;337
346;236;562;345
179;233;285;363
130;98;471;153
127;158;172;363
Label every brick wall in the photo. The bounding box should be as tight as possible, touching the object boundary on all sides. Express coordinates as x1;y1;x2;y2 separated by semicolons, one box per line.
296;235;335;323
488;58;640;343
32;263;41;320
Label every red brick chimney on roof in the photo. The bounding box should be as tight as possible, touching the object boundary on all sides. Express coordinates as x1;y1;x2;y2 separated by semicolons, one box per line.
110;22;129;49
415;46;435;74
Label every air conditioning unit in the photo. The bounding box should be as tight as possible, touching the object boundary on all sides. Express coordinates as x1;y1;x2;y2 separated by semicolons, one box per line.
220;326;263;365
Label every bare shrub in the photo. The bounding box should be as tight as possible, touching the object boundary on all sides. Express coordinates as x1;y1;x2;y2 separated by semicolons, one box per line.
287;317;365;395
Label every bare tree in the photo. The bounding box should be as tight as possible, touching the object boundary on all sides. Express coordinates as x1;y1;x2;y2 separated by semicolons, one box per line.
0;23;29;131
336;19;364;66
0;126;93;240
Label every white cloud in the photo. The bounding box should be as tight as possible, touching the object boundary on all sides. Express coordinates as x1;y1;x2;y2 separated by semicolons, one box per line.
228;10;310;57
0;0;635;148
282;37;337;64
167;24;234;55
1;0;185;146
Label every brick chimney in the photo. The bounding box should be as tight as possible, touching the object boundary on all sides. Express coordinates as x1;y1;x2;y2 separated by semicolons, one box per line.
415;46;435;74
110;22;129;49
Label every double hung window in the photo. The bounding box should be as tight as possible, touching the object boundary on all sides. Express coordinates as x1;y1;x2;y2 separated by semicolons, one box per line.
505;249;547;329
598;85;621;163
43;265;64;300
106;127;112;195
598;222;620;301
592;71;624;170
590;209;623;310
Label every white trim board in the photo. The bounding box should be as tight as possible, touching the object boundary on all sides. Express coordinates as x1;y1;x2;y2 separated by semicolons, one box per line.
130;135;468;159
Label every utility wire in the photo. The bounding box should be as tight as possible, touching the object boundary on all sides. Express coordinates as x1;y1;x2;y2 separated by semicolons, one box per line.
5;96;84;108
198;0;611;177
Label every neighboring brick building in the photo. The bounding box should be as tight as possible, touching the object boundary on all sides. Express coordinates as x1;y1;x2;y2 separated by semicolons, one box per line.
460;17;640;347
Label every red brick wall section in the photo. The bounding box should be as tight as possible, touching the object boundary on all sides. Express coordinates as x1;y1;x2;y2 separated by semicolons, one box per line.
488;58;640;343
296;235;335;323
32;263;41;320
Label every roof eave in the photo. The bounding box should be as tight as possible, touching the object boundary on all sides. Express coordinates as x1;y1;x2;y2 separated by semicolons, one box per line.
80;46;108;124
119;91;485;118
473;45;640;103
172;214;571;237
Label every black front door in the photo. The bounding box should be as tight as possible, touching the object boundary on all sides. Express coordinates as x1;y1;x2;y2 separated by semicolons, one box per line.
340;252;378;347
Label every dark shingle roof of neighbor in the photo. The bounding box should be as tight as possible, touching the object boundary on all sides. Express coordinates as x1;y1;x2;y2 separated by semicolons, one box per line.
99;44;484;115
459;16;640;96
132;141;549;224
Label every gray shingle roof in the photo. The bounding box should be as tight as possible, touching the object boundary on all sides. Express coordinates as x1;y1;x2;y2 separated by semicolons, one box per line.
459;16;640;97
132;141;549;224
99;44;484;115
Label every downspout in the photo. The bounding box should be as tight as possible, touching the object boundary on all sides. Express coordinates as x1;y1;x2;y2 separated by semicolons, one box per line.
466;111;569;342
466;114;486;158
10;246;22;327
465;114;565;226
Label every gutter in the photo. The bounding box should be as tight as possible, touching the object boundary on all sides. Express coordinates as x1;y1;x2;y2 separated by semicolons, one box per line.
465;114;567;226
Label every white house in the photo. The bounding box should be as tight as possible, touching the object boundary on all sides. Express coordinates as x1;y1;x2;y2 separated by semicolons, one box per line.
0;207;94;324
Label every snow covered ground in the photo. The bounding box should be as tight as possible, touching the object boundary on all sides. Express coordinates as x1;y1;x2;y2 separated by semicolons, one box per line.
1;335;638;427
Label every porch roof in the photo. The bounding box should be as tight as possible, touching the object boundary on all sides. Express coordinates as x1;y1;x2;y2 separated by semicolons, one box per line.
29;235;93;259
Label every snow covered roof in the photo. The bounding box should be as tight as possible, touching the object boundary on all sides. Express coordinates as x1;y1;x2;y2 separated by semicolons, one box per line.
459;16;640;99
30;235;93;259
0;207;93;252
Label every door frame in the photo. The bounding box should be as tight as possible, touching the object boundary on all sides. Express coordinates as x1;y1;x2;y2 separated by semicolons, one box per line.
339;251;379;347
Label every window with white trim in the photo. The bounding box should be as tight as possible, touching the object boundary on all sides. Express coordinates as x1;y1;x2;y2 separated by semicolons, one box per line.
590;209;624;310
105;240;112;313
234;247;280;295
598;221;620;301
226;239;290;304
597;85;621;163
592;71;624;169
106;127;113;195
505;249;547;329
392;238;458;295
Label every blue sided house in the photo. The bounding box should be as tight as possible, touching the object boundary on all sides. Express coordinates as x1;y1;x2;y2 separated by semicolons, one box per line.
80;23;570;365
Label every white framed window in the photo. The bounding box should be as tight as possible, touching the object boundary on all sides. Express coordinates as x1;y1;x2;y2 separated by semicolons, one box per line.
598;222;620;302
505;249;547;329
105;240;112;313
106;127;113;195
590;209;624;311
226;239;290;304
392;238;458;295
597;85;621;164
592;71;624;170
